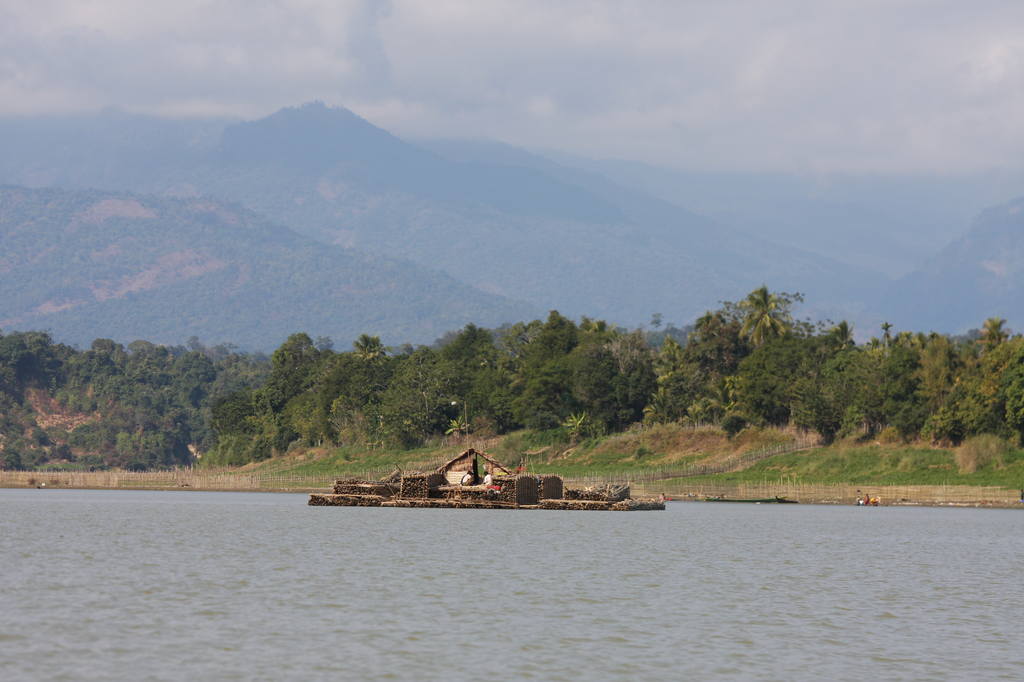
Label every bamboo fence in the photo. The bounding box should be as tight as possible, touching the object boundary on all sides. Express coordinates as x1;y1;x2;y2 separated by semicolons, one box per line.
0;469;345;492
626;481;1023;507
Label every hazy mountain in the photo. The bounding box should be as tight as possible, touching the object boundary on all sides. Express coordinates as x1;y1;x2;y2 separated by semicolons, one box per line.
0;104;901;329
882;197;1024;333
544;154;1024;279
0;186;538;349
183;105;882;326
0;110;226;189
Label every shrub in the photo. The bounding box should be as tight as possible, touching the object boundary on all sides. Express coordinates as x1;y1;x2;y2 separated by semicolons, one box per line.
955;434;1010;474
721;414;748;438
1;448;23;470
877;426;902;444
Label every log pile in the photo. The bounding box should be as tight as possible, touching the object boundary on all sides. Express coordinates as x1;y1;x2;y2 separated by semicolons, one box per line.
613;499;665;511
399;473;445;499
332;481;396;496
495;475;539;506
515;475;539;505
539;499;615;510
564;484;630;502
380;469;403;485
382;498;517;509
539;498;665;511
436;484;499;501
537;475;564;500
309;493;387;507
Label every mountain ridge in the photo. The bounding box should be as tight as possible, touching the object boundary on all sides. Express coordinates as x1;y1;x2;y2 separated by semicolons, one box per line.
883;196;1024;332
0;184;539;350
2;102;1007;334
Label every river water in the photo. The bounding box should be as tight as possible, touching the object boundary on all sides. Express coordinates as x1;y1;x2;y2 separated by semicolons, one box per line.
1;489;1022;681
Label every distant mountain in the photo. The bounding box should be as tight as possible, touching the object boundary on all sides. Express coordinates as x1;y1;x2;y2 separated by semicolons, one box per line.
185;105;884;325
0;104;884;329
882;197;1024;333
0;110;226;189
544;154;1024;279
0;186;538;349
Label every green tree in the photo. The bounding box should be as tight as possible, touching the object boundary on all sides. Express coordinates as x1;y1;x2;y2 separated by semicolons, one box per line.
353;334;386;362
265;333;321;410
880;345;927;439
981;317;1009;352
562;412;590;443
880;322;893;348
511;312;580;429
739;286;794;348
378;348;456;447
827;321;855;351
734;336;809;425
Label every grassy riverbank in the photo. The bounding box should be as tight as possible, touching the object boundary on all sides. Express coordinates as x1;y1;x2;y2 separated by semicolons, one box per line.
666;444;1024;488
5;424;1023;506
230;424;1024;488
234;423;804;478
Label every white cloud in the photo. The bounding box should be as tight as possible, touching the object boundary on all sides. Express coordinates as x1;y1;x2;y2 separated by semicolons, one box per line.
4;0;1024;172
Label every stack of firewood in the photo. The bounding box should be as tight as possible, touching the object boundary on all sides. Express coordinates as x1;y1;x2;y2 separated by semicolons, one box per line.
494;475;539;505
436;485;498;500
332;480;395;496
564;484;630;502
537;475;564;500
539;499;614;510
515;475;539;505
309;493;386;506
398;473;445;499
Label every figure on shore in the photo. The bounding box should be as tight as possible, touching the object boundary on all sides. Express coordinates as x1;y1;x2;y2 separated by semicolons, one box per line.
483;471;501;490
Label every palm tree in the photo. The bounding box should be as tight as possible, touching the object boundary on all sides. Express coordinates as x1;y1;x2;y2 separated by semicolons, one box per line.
686;398;715;426
353;334;386;361
692;311;723;343
829;321;855;350
880;322;893;348
981;317;1008;351
643;387;673;424
739;286;791;347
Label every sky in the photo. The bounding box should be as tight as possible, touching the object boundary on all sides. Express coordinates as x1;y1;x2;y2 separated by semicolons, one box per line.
4;0;1024;173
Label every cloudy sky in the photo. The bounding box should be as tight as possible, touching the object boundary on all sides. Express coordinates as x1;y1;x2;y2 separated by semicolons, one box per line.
4;0;1024;172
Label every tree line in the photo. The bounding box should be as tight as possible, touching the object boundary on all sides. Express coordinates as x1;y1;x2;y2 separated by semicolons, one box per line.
206;286;1024;466
3;285;1024;470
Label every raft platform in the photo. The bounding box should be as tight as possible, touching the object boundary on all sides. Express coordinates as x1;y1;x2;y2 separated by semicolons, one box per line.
309;493;665;511
307;448;664;511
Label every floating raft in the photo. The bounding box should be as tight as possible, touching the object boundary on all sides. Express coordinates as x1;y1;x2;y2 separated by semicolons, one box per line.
308;449;664;511
703;496;798;504
308;493;663;511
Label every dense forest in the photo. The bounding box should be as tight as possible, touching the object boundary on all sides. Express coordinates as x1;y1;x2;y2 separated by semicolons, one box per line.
2;286;1024;471
0;334;267;470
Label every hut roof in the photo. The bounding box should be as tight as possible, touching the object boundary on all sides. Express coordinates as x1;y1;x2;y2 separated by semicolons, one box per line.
436;448;512;475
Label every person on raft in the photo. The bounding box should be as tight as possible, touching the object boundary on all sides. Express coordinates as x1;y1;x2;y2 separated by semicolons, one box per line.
460;470;475;486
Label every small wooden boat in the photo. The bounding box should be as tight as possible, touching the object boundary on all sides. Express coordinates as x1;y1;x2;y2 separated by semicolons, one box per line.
703;496;798;504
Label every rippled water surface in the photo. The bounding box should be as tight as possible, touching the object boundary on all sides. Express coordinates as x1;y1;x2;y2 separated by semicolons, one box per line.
2;489;1023;680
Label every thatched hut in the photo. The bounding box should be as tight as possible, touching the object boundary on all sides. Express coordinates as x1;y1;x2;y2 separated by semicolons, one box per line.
436;448;513;485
